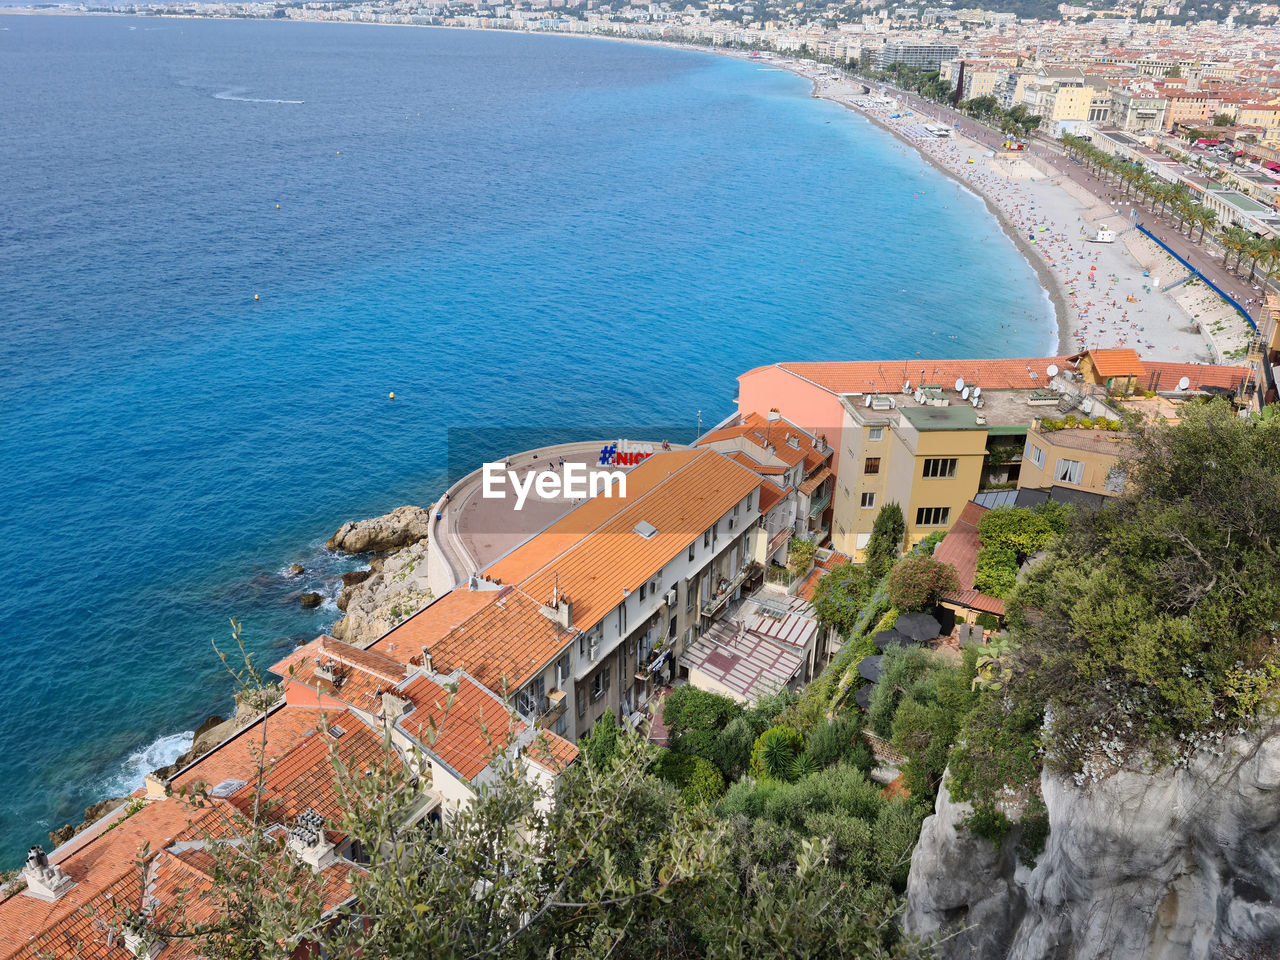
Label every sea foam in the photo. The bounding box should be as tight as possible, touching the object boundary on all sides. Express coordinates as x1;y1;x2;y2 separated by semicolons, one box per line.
98;730;194;798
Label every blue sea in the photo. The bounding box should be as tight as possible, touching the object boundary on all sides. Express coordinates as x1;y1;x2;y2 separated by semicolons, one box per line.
0;15;1052;865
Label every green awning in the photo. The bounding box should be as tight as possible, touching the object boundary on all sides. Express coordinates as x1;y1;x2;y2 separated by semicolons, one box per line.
986;424;1029;437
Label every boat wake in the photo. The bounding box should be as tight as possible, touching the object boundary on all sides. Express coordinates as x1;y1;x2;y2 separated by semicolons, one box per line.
97;730;194;798
214;88;304;104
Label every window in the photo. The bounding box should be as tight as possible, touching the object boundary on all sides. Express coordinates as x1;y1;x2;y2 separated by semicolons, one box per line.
688;543;695;561
916;506;951;526
556;652;571;686
704;529;710;548
922;457;958;479
639;583;647;601
1054;458;1084;485
1024;438;1045;469
861;492;876;509
554;713;569;737
733;504;740;517
577;685;586;718
868;426;883;441
590;665;611;702
747;492;754;511
517;675;546;716
864;457;881;475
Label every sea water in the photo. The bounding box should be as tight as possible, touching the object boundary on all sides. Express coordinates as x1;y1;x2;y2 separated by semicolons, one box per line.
0;16;1052;864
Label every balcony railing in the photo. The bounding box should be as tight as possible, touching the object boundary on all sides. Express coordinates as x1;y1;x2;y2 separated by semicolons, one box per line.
702;567;749;617
808;488;831;517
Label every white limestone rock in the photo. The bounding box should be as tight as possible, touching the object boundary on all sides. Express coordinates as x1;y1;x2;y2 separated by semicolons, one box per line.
325;505;432;555
905;728;1280;960
329;539;433;647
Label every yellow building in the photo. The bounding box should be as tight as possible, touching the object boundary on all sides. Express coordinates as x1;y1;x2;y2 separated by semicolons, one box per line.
1018;420;1129;497
833;397;991;557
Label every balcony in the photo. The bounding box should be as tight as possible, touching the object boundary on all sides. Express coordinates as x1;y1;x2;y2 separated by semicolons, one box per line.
702;566;749;617
808;488;831;518
536;689;566;729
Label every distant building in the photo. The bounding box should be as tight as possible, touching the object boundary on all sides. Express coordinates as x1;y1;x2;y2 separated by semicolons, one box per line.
874;43;959;71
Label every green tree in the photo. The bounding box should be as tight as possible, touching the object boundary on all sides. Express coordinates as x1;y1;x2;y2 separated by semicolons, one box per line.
810;561;873;635
865;502;905;578
583;708;620;770
661;686;743;761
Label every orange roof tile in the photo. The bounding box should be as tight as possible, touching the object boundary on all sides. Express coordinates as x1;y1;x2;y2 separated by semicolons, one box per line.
169;705;339;796
526;730;579;774
763;356;1078;395
398;674;519;782
727;451;786;474
798;465;831;497
1144;360;1251;392
758;483;789;516
516;450;763;634
270;636;409;713
697;411;828;469
416;587;574;694
367;588;501;665
0;803;221;957
1085;348;1146;378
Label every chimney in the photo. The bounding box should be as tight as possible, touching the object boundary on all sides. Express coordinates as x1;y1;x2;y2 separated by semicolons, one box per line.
767;408;781;421
540;597;572;630
286;809;336;871
123;922;165;960
382;692;411;725
143;773;168;801
21;846;75;902
421;647;433;674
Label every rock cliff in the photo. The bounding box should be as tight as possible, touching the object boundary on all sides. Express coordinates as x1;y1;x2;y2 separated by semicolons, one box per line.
905;729;1280;960
325;505;432;555
330;538;433;646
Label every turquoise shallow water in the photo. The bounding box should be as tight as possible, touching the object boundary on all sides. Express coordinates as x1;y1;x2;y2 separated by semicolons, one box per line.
0;16;1052;864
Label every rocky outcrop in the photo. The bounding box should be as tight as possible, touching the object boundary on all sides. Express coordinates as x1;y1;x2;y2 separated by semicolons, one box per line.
325;505;432;555
905;729;1280;960
300;592;323;609
330;538;433;646
48;796;129;847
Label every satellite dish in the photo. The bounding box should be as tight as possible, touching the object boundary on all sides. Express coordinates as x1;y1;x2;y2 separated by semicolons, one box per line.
955;377;966;392
1047;364;1060;377
864;394;873;407
903;380;912;393
973;386;981;398
1177;376;1191;391
962;387;971;400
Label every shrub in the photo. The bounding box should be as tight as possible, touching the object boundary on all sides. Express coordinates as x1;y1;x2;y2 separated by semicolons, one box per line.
749;725;804;781
803;811;874;878
887;555;959;612
787;538;817;578
661;686;742;760
805;716;863;769
873;801;927;890
977;504;1069;560
582;710;619;770
712;714;759;782
810;561;873;636
974;544;1018;598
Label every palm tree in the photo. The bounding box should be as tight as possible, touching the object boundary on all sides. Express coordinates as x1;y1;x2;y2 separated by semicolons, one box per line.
1196;207;1217;244
1219;226;1253;274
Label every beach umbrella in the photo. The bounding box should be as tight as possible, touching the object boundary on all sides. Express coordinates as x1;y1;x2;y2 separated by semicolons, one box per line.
874;628;915;651
896;612;942;643
858;655;884;682
854;686;874;710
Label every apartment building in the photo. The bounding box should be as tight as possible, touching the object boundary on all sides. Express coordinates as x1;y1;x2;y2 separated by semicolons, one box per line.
1018;420;1129;495
735;351;1254;560
1110;88;1169;131
369;448;764;741
874;42;959;71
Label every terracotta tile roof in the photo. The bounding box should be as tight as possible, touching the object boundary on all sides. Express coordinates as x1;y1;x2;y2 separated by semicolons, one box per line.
764;357;1078;396
270;636;409;713
798;465;831;497
1144;360;1251;391
0;803;221;957
415;587;575;694
367;588;501;665
1086;348;1146;378
516;450;763;634
398;674;519;783
483;450;706;586
934;502;1006;617
758;483;789;516
225;714;397;832
526;730;579;774
697;411;828;469
796;551;851;601
728;451;786;474
169;705;339;796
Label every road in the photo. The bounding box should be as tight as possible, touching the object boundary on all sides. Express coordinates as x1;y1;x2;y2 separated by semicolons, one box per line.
868;82;1270;334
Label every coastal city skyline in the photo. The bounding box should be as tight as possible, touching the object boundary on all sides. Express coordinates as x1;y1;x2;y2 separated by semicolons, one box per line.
2;11;1279;958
